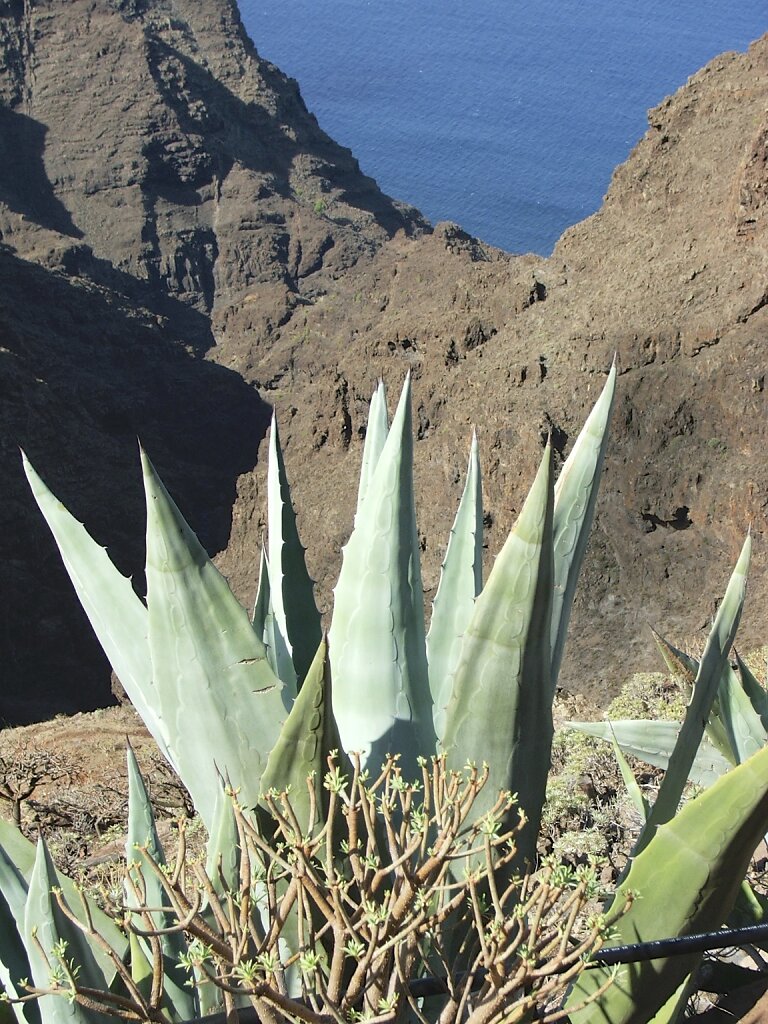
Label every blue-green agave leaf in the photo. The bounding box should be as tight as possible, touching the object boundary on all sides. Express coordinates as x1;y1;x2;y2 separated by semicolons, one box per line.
204;783;240;904
568;740;768;1024
196;782;242;1017
252;543;296;702
0;820;35;879
141;450;285;828
642;977;691;1024
651;630;733;762
716;662;768;765
251;540;270;634
260;637;343;832
0;846;39;1024
127;933;153;1006
0;822;125;962
426;431;483;742
23;840;109;1024
651;627;766;771
660;632;766;767
566;720;731;789
355;379;389;517
125;744;195;1022
608;726;650;822
655;628;768;767
736;650;768;733
124;745;193;1024
21;455;171;764
266;415;321;689
659;634;768;765
636;534;751;854
125;741;168;930
651;629;697;699
550;361;616;688
442;443;554;864
329;374;435;773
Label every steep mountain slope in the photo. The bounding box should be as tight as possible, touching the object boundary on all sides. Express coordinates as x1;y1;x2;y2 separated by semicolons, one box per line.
1;0;766;719
0;0;423;721
219;36;768;700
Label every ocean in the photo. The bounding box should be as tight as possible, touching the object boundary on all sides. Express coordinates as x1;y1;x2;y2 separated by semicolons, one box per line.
237;2;766;255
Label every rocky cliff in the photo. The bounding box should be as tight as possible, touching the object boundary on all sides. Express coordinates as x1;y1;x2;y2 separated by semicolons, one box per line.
1;0;766;721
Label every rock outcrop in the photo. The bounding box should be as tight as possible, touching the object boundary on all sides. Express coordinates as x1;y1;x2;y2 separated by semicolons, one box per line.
1;0;766;720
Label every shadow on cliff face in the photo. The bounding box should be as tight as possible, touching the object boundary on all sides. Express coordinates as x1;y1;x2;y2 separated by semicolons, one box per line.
0;109;83;239
0;246;271;724
142;34;423;240
47;241;220;356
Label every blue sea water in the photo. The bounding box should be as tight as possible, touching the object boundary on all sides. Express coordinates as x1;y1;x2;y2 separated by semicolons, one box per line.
237;2;766;255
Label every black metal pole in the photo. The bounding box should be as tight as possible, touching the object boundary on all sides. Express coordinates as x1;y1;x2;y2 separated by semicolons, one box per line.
588;922;768;967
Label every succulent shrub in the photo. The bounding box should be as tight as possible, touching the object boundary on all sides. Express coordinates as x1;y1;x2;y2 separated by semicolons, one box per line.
13;755;623;1024
5;366;768;1024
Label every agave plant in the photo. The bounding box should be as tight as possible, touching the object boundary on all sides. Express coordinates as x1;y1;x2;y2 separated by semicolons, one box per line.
5;365;768;1024
21;369;616;863
568;617;768;793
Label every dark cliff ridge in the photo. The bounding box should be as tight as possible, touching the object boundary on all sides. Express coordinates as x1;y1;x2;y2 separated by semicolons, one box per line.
1;0;766;721
0;0;425;722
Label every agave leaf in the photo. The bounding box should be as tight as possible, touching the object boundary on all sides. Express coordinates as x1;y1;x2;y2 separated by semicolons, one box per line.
716;663;768;764
125;741;168;930
196;783;242;1017
0;819;35;879
23;840;109;1024
0;820;125;961
651;627;699;695
127;933;153;1003
141;450;285;828
651;630;734;763
568;740;768;1024
636;534;751;854
356;379;389;516
426;431;483;741
608;726;650;821
261;637;343;832
205;785;240;903
125;745;196;1021
127;914;195;1020
254;640;341;1004
651;629;766;767
267;415;322;689
643;977;691;1024
567;720;731;789
442;444;554;864
659;632;768;767
736;650;768;732
251;540;269;632
329;374;435;773
21;455;171;764
729;879;767;928
0;847;39;1024
252;543;296;701
550;361;616;688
